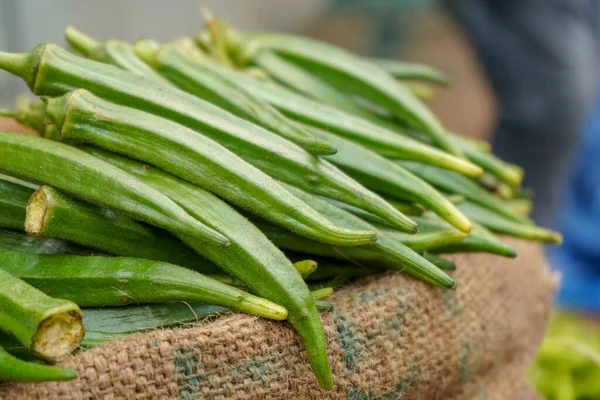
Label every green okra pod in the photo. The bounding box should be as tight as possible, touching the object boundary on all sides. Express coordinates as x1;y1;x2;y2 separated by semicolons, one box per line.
0;177;34;230
260;184;456;289
376;227;468;252
401;161;531;225
0;346;77;382
0;95;47;134
65;27;167;84
0;228;90;256
301;124;472;233
369;59;450;87
26;186;217;271
190;65;482;178
230;31;463;156
459;143;523;188
0;131;229;247
422;253;456;271
83;148;334;389
134;39;337;156
293;259;318;279
0;251;288;321
297;257;377;282
127;44;415;232
411;215;517;258
0;267;84;362
249;50;373;118
457;201;563;244
45;89;377;246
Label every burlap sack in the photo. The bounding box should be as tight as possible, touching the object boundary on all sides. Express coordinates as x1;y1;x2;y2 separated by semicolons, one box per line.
0;238;556;399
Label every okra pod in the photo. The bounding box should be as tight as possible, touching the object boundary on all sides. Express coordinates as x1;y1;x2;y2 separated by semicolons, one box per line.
0;267;84;362
0;131;229;246
401;161;530;225
46;89;377;245
0;177;34;230
0;94;46;134
404;82;435;101
293;259;318;279
460;144;523;188
376;227;468;252
129;44;414;231
0;252;288;321
411;215;517;258
26;186;217;271
250;50;373;117
65;27;167;84
189;66;482;178
457;201;563;244
232;32;463;156
298;257;376;282
260;184;456;289
0;346;77;382
83;148;334;389
0;228;90;256
369;59;450;87
302;123;472;232
422;253;456;271
134;39;337;156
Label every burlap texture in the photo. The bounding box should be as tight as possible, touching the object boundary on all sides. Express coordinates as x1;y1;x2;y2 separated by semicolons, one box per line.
0;238;556;399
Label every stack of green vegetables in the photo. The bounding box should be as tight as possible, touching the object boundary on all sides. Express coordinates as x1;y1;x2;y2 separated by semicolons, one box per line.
0;14;561;388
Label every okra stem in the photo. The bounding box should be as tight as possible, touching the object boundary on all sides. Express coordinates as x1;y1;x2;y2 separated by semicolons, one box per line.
0;268;84;362
0;252;288;321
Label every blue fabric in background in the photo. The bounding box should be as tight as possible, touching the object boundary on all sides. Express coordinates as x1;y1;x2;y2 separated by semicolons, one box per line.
552;93;600;314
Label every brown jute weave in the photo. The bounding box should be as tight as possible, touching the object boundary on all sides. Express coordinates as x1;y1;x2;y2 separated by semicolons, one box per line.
0;238;556;399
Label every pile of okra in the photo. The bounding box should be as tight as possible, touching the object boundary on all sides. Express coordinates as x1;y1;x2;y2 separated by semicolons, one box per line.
0;15;560;388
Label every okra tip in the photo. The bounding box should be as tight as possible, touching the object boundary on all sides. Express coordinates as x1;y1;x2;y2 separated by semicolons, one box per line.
64;26;100;57
132;39;162;65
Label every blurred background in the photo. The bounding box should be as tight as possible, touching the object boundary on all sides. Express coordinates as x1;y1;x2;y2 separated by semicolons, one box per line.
1;1;600;397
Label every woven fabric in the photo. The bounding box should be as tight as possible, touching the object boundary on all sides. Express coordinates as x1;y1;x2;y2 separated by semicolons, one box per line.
0;238;556;399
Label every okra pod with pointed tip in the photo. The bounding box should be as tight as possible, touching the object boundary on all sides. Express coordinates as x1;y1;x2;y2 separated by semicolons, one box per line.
45;89;377;245
0;131;228;247
0;346;77;382
229;31;463;156
301;123;471;233
457;201;562;244
0;251;288;321
377;228;468;252
83;147;334;390
26;186;217;271
0;267;84;362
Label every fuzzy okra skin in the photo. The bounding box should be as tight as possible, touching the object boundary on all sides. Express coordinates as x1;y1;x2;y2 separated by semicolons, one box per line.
129;45;415;232
26;186;218;272
204;66;482;178
0;177;34;230
65;27;167;84
0;251;288;321
134;40;337;156
0;346;77;382
377;228;468;252
369;59;450;87
0;131;229;247
45;90;377;245
302;123;472;233
233;32;463;157
0;267;84;362
457;201;563;244
83;148;334;390
262;184;456;289
400;161;530;225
